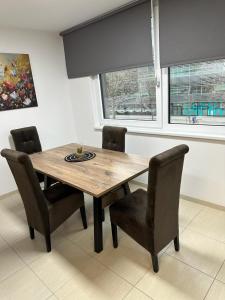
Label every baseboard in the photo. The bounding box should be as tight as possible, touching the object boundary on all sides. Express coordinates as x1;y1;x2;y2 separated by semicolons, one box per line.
0;189;18;201
180;194;225;212
132;180;148;189
131;180;225;212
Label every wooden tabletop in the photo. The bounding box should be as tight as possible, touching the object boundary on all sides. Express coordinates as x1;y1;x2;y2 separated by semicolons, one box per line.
30;143;149;198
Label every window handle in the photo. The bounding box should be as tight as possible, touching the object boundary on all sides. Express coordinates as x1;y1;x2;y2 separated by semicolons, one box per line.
156;79;160;88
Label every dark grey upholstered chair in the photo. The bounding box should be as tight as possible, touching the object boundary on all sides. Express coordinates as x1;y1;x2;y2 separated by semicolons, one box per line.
1;149;87;252
102;126;127;153
109;144;189;272
101;126;130;218
10;126;55;189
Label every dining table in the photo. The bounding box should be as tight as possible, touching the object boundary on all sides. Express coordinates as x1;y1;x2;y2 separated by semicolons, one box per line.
30;143;149;253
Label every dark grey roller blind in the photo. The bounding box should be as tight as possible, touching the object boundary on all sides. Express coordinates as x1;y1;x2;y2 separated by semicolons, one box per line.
159;0;225;68
61;0;152;78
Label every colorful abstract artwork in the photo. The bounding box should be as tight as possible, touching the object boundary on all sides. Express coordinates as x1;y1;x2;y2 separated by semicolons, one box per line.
0;53;38;111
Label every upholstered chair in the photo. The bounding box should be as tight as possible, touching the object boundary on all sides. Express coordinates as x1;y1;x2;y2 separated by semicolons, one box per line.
10;126;55;188
1;149;87;252
102;126;127;152
101;126;130;218
110;144;189;272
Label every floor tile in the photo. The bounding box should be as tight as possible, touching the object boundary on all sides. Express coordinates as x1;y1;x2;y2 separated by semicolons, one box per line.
0;267;52;300
55;264;132;300
124;288;152;300
0;246;25;282
166;229;225;277
12;235;51;264
30;239;105;292
188;207;225;242
179;199;204;228
0;191;24;213
216;261;225;283
205;280;225;300
96;236;150;285
68;221;125;256
136;254;213;300
0;211;28;245
0;235;8;252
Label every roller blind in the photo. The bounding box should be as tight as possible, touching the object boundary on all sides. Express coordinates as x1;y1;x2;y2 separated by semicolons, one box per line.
159;0;225;68
61;0;152;78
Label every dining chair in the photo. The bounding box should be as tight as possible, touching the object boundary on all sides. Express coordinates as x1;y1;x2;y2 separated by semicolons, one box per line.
101;126;130;219
1;149;87;252
109;144;189;272
10;126;55;189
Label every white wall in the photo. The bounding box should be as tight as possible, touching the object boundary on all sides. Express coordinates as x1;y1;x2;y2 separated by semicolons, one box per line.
0;28;77;195
69;77;225;207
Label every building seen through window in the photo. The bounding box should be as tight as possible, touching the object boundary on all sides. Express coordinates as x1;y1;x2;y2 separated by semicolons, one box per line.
169;59;225;126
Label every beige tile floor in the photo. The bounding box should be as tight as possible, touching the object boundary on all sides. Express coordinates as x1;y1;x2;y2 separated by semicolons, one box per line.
0;182;225;299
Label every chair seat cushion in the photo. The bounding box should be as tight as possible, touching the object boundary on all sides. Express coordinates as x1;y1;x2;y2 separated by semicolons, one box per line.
44;183;84;232
44;183;80;204
110;189;153;251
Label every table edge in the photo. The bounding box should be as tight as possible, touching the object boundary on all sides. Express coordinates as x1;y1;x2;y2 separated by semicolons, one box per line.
33;166;149;198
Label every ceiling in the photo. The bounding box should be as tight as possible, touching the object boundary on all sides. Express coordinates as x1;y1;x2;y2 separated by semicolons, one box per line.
0;0;134;33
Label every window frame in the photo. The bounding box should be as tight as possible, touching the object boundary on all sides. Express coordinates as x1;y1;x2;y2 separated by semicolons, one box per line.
98;65;161;124
91;73;162;130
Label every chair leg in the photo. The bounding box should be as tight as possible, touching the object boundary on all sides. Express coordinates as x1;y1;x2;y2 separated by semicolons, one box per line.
29;225;35;240
80;206;88;229
151;254;159;273
174;235;180;251
45;234;51;252
102;209;105;222
111;223;118;248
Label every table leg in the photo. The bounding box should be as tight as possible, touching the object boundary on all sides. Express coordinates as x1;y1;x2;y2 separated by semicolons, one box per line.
44;175;52;189
93;197;103;253
122;182;130;195
44;175;48;190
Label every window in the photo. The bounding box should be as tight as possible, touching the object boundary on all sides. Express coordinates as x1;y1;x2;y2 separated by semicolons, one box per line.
100;65;156;121
169;60;225;126
92;0;225;140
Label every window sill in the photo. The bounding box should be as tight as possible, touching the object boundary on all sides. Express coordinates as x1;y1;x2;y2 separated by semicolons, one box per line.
94;125;225;143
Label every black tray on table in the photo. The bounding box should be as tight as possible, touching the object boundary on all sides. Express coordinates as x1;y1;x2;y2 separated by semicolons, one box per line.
64;151;96;162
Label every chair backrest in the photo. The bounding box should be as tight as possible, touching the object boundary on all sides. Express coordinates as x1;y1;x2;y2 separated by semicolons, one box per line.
102;126;127;152
1;149;49;234
147;144;189;253
10;126;42;154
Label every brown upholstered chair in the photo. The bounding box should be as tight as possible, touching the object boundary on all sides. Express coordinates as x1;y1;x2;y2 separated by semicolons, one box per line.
10;126;55;188
1;149;87;252
101;126;130;216
102;126;127;152
109;144;189;272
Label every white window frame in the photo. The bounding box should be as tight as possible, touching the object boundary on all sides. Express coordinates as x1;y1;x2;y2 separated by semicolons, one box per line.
90;0;225;141
90;72;162;131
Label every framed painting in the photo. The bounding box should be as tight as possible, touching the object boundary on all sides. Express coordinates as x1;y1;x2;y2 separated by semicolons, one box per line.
0;53;38;111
